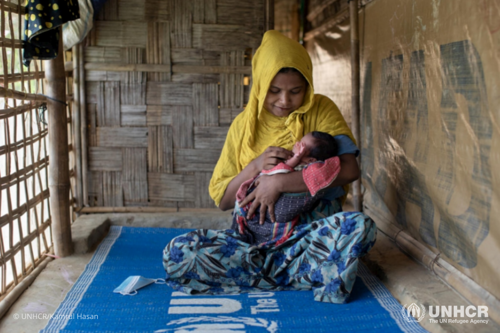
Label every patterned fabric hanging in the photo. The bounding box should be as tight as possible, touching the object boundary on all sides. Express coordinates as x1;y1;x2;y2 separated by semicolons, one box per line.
23;0;80;66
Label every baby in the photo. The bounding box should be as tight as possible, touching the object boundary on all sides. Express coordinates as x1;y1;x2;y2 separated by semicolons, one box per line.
232;131;340;246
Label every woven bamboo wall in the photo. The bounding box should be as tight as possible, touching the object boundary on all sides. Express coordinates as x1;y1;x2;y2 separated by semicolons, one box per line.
84;0;269;209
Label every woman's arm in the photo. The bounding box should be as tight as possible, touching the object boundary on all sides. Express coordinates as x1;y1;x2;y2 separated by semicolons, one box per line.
280;153;359;192
218;163;259;211
239;153;360;223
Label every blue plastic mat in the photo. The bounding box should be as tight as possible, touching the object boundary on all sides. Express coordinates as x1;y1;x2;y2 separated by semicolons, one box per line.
41;226;428;332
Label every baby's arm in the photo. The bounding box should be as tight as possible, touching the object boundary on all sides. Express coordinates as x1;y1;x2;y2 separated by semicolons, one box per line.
285;142;307;168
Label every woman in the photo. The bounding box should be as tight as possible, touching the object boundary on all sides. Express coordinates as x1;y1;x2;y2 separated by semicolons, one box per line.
163;31;376;304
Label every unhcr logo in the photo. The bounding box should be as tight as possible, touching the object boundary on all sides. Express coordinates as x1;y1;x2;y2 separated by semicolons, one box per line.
401;304;490;325
428;305;489;325
401;303;426;322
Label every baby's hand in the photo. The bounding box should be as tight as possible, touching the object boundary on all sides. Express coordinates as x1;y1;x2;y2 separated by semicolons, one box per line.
293;141;307;159
287;142;308;168
297;141;307;156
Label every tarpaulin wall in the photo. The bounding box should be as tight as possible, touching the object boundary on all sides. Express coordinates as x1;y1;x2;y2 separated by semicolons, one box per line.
306;0;500;301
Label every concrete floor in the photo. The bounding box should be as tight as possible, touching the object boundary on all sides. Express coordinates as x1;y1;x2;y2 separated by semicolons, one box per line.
0;210;499;333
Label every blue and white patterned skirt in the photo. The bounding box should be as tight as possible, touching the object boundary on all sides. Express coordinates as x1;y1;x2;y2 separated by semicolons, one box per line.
162;199;377;304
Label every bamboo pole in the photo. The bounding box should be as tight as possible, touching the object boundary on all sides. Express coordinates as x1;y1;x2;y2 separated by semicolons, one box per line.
349;0;362;212
303;7;349;41
265;0;274;31
0;86;46;101
0;257;52;318
77;207;224;214
85;63;171;72
291;1;300;42
45;28;73;257
0;72;45;84
172;65;251;74
72;45;83;209
0;102;43;119
0;37;23;48
307;0;339;22
84;63;252;74
79;43;89;207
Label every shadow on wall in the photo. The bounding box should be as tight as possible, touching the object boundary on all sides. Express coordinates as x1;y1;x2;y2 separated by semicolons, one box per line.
361;40;492;269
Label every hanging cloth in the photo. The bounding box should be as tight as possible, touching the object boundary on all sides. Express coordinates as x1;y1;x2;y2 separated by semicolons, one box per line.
23;0;80;67
62;0;94;50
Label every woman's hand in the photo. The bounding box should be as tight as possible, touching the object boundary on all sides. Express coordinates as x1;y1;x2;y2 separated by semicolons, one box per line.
251;146;293;171
238;175;282;224
218;146;293;211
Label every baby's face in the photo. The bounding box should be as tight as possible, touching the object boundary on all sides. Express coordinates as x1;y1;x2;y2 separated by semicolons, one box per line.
292;133;316;156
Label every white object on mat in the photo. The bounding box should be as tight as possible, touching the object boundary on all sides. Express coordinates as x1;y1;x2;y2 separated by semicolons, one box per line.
114;276;166;296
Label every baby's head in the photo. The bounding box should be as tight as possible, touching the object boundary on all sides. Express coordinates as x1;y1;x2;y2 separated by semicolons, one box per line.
293;131;338;164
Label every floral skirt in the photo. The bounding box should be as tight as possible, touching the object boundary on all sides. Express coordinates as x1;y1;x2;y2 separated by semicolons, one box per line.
162;207;377;304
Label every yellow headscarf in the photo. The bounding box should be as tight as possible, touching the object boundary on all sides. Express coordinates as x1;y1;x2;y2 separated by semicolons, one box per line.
209;30;355;206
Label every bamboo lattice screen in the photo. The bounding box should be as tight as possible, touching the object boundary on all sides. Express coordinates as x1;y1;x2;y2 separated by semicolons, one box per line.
0;1;76;299
83;0;270;210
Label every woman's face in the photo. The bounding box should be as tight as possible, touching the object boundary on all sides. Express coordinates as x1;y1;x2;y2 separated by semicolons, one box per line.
263;72;307;117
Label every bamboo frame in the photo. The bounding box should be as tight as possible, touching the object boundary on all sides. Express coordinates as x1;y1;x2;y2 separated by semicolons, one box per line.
0;37;23;48
72;45;83;209
0;86;47;102
84;63;252;74
304;7;349;41
79;43;89;207
0;102;44;119
0;72;45;84
349;0;362;211
307;0;340;22
265;0;275;31
78;207;223;214
45;28;73;258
